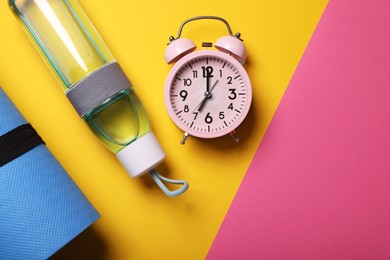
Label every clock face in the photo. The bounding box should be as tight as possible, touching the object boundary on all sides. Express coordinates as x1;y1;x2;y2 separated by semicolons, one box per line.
164;50;252;138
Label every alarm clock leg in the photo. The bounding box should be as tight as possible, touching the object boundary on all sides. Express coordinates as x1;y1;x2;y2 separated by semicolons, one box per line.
229;130;240;143
180;132;190;144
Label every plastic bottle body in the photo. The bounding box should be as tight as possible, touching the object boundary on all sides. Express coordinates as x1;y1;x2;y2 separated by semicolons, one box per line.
9;0;151;151
9;0;114;90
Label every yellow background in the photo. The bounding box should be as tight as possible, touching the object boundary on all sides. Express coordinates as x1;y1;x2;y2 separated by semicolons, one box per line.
0;0;327;259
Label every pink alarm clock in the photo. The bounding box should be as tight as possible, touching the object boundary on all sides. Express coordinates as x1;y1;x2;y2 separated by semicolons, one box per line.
164;16;252;144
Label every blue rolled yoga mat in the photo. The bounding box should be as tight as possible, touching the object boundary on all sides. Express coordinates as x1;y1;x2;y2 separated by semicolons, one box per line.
0;88;100;259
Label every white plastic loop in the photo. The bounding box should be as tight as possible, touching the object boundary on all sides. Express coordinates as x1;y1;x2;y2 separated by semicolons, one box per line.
149;169;189;197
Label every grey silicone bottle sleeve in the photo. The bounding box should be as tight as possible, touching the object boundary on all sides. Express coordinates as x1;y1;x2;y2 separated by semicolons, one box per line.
66;62;132;118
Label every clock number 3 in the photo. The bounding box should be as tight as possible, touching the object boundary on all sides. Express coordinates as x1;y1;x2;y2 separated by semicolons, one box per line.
228;88;237;100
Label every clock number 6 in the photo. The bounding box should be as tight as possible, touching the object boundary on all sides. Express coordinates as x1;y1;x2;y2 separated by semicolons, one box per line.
205;112;213;124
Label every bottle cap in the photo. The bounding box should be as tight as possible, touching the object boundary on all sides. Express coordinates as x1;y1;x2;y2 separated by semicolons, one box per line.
116;132;166;178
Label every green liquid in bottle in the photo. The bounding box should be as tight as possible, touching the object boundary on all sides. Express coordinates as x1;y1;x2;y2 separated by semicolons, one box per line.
85;88;151;153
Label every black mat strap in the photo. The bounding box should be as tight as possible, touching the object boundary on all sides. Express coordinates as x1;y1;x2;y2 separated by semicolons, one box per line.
0;123;45;167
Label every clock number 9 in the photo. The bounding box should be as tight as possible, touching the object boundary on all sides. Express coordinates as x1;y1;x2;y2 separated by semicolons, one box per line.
180;90;188;101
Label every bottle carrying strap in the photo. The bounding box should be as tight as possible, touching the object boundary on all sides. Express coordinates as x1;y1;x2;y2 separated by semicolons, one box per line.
149;169;189;197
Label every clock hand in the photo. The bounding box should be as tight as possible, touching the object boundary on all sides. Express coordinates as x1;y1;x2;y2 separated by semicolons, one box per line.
192;94;205;114
206;75;210;93
196;97;208;113
194;79;219;113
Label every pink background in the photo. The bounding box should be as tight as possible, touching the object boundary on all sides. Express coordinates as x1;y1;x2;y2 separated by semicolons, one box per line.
208;0;390;259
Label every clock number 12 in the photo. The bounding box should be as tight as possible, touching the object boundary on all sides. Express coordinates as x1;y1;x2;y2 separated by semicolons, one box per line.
202;66;214;78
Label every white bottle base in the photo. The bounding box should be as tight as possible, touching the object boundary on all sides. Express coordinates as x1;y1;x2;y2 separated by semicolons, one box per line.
116;132;166;178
